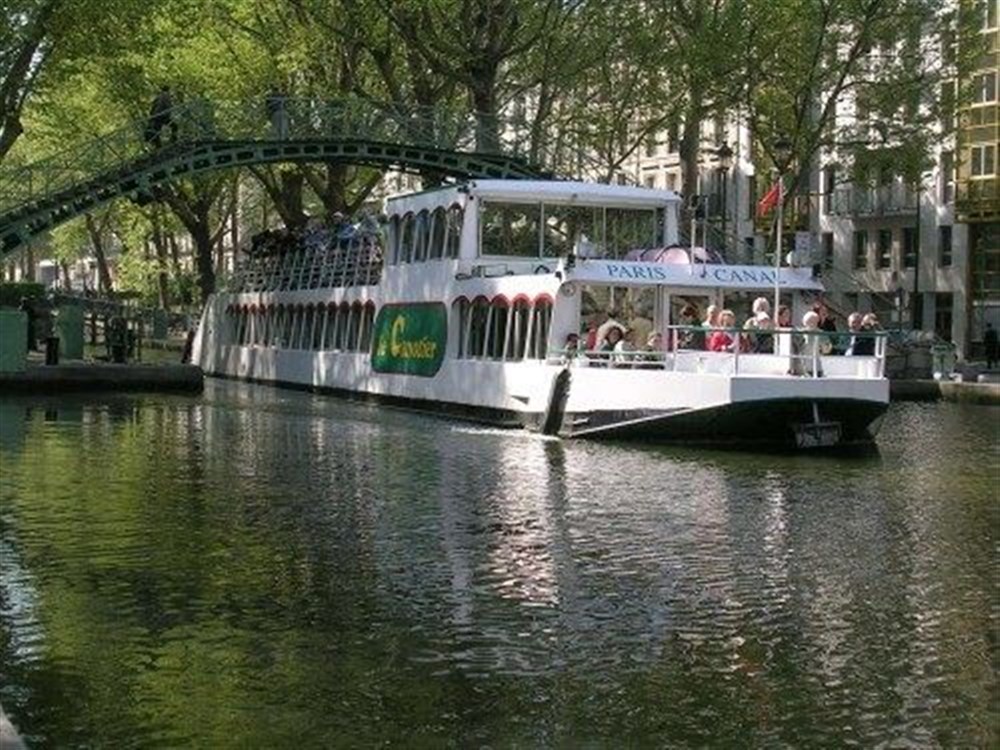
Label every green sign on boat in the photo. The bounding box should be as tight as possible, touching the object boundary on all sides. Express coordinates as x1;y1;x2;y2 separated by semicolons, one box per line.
371;302;447;377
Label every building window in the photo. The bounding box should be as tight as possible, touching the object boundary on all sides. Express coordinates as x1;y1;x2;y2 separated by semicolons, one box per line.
972;72;997;104
822;232;834;269
746;174;757;220
971;144;996;177
903;227;918;268
644;174;656;189
983;0;998;29
666;173;678;192
854;230;868;269
822;167;836;213
939;225;953;267
667;122;679;153
878;229;893;269
644;133;658;158
941;151;955;202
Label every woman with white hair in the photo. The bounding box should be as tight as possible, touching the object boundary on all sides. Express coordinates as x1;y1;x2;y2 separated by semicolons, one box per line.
752;297;771;316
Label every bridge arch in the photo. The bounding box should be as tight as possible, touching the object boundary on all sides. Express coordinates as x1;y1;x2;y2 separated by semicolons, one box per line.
0;98;552;256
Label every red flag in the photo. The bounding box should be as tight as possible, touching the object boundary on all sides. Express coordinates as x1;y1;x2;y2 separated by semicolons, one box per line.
756;180;782;218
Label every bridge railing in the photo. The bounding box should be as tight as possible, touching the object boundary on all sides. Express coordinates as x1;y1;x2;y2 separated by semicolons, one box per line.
0;97;557;215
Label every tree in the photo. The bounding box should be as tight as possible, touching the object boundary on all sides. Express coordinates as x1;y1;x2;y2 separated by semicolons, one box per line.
742;0;955;200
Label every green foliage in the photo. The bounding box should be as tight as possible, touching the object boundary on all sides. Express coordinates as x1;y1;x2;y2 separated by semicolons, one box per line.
0;281;45;307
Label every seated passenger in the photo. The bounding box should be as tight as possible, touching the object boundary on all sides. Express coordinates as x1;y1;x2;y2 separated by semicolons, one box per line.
676;304;704;350
753;312;773;353
703;304;720;329
852;313;877;355
564;332;581;360
639;331;664;367
612;327;636;367
708;310;738;352
801;310;833;355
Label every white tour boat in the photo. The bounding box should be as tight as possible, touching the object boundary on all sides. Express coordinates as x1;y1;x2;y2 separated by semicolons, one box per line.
192;179;889;448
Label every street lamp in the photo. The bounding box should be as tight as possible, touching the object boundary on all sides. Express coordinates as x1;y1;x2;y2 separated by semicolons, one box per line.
716;142;734;258
771;137;793;316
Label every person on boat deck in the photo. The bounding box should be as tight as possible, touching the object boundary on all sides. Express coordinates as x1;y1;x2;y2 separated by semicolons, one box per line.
703;304;720;329
752;312;774;353
845;312;864;356
752;297;771;317
585;311;608;351
813;301;838;347
611;327;637;366
802;310;833;355
598;324;626;364
564;332;581;358
595;310;625;350
676;304;704;350
708;310;740;352
851;313;878;355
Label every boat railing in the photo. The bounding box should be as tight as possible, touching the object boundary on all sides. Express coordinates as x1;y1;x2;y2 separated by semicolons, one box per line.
547;326;888;379
229;231;384;294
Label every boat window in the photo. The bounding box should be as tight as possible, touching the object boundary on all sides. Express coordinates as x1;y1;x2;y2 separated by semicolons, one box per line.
359;303;376;352
346;302;362;350
414;210;429;263
429;207;446;260
508;299;531;360
529;298;552;359
468;297;490;358
480;201;541;257
543;204;602;258
451;298;470;357
387;215;400;265
488;298;509;360
311;306;324;350
605;207;659;258
400;213;414;263
335;302;350;350
445;204;463;258
323;304;337;350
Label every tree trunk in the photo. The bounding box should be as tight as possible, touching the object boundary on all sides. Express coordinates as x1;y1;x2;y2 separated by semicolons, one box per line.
679;105;703;201
84;215;113;293
471;81;499;152
150;212;172;309
191;224;215;303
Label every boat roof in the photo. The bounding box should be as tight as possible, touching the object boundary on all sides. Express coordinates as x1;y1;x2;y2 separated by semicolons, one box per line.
386;179;680;214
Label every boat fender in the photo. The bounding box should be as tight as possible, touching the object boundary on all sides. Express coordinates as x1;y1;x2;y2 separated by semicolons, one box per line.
541;367;572;436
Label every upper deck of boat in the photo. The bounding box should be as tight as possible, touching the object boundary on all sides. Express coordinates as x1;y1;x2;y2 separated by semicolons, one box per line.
385;179;682;216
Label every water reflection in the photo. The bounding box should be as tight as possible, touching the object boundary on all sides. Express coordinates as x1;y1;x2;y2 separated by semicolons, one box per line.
0;383;996;746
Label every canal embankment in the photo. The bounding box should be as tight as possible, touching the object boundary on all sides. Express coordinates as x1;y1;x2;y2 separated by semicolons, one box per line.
890;378;1000;405
0;361;203;394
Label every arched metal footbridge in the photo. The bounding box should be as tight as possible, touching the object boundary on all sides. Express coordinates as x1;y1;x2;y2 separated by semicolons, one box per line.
0;98;556;256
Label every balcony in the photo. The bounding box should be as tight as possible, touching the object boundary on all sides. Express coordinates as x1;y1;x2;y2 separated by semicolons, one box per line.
829;185;918;218
956;178;999;221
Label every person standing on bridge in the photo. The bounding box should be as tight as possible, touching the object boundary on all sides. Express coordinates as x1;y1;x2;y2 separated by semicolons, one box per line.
145;86;177;148
266;88;289;140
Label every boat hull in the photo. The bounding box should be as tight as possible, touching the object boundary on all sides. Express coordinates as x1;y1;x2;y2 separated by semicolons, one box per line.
560;397;887;448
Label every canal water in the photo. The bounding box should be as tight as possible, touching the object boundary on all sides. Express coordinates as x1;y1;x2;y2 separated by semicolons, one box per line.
0;382;996;747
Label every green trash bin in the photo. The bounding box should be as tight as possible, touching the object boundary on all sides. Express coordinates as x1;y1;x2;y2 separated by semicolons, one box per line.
0;309;27;372
152;308;169;340
56;304;85;360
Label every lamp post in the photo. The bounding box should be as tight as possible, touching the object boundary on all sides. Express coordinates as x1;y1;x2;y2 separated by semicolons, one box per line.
716;142;734;259
772;137;793;317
